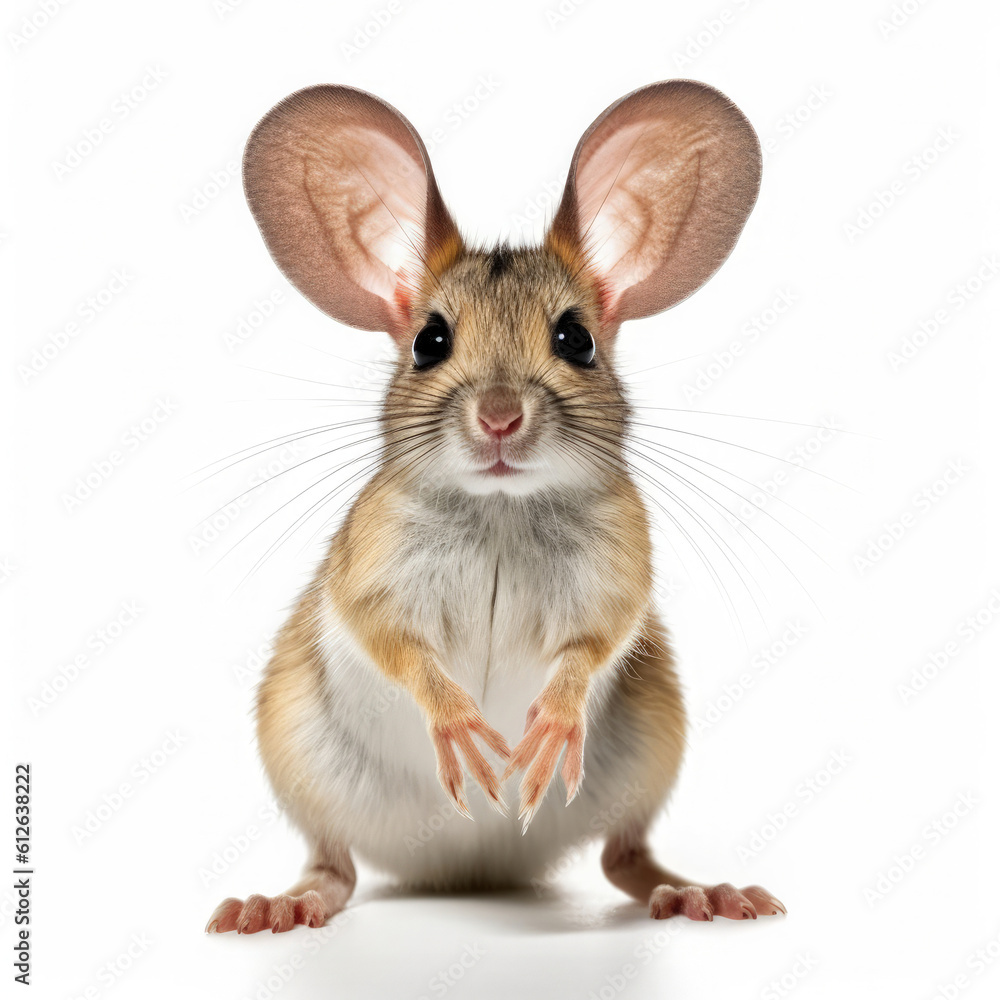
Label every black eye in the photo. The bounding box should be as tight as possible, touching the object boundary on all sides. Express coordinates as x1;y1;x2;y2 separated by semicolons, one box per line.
412;314;452;369
552;311;596;367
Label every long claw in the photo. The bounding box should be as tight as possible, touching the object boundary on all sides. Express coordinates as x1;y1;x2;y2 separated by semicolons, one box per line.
506;705;586;832
431;706;509;816
562;726;584;804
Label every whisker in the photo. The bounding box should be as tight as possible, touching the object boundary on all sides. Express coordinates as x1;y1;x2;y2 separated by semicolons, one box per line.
566;414;827;613
217;422;444;582
567;425;769;625
557;429;751;642
200;417;442;522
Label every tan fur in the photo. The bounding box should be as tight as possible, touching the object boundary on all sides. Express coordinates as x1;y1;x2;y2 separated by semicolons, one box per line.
208;82;783;932
618;616;687;817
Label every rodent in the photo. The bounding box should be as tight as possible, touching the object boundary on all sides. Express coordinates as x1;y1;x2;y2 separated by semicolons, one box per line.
206;79;785;934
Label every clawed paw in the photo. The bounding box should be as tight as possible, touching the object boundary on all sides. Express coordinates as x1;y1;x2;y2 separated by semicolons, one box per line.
648;883;786;921
430;699;511;818
205;890;329;934
503;699;585;833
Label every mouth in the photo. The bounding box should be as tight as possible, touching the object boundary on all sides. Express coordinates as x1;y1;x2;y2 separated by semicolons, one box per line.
480;460;520;477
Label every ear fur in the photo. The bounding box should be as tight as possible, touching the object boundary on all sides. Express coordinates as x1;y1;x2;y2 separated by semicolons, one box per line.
548;80;762;328
243;85;462;337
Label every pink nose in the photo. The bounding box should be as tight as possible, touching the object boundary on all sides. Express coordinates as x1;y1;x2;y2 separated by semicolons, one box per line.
477;410;523;439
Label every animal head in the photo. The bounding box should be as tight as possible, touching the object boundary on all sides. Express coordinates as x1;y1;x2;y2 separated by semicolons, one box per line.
243;82;761;497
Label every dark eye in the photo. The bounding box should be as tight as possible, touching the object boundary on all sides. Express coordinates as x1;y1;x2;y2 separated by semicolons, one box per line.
412;314;452;369
552;312;595;367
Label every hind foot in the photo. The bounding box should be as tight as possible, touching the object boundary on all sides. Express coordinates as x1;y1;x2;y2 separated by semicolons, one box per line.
649;883;786;921
205;890;329;934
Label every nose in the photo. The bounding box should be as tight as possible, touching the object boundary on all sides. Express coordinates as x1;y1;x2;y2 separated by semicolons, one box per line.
478;409;523;439
476;386;524;440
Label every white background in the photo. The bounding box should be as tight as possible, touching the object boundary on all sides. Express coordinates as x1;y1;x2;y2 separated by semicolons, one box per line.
4;0;999;998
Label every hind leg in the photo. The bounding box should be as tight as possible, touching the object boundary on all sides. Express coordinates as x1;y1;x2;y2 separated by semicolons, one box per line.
603;617;785;921
206;843;355;934
208;593;359;934
602;834;785;921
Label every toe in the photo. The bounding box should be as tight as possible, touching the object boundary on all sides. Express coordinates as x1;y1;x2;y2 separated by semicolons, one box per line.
649;885;713;921
707;883;757;920
295;890;327;928
205;897;243;934
238;893;272;934
742;884;786;916
268;895;296;933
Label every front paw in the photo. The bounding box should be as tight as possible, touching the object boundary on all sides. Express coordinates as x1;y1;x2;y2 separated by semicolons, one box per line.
429;691;511;818
503;696;585;833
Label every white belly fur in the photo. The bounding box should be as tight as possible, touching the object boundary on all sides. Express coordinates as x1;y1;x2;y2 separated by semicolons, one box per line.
296;491;655;888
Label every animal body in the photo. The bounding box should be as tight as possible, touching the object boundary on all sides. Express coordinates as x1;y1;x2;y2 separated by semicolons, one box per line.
207;80;785;934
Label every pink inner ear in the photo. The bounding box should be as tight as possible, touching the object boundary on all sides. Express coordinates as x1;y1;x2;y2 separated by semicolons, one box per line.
307;127;429;315
574;118;701;313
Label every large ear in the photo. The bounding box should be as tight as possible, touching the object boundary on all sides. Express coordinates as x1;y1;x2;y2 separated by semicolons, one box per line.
548;80;761;328
243;85;462;337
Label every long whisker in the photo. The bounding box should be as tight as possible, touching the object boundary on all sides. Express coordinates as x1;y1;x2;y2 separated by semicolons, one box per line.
622;440;824;615
555;427;752;642
564;409;830;533
566;412;827;610
200;417;442;522
217;422;443;581
567;424;770;625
